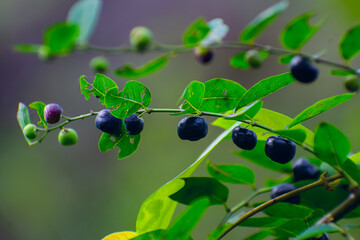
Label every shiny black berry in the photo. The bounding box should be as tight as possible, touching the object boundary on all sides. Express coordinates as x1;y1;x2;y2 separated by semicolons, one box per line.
194;46;214;64
44;103;63;124
265;136;296;164
124;114;144;135
231;126;257;150
177;116;208;141
271;183;300;204
95;109;123;136
292;158;320;181
290;56;319;83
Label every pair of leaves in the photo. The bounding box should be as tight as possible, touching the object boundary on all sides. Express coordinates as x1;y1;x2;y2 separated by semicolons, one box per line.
80;74;151;119
178;78;247;114
17;103;32;145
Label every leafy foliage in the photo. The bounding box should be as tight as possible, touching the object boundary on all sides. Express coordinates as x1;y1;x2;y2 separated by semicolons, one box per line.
240;1;289;43
44;22;79;55
183;18;210;46
340;24;360;60
281;12;324;50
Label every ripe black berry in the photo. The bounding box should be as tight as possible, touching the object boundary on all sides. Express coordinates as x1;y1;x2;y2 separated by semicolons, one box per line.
231;126;257;150
95;109;123;136
290;56;319;83
177;116;208;141
194;46;214;64
265;136;296;164
271;183;300;204
292;158;320;181
124;114;144;135
44;103;63;124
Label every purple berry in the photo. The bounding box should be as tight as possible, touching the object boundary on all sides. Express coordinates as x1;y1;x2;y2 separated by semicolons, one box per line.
44;103;63;124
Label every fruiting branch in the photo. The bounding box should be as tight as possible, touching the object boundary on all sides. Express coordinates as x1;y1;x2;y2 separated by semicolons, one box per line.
215;173;343;240
78;41;358;75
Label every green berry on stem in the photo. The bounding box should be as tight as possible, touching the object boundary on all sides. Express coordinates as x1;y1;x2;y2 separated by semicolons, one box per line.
245;50;263;68
89;56;109;73
130;26;153;52
23;123;38;139
58;128;78;146
37;45;52;61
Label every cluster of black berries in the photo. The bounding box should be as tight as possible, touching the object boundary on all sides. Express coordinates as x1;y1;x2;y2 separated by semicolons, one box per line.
23;103;78;146
95;109;144;136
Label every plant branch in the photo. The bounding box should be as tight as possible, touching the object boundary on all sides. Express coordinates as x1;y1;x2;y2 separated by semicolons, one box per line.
214;173;343;240
77;41;357;75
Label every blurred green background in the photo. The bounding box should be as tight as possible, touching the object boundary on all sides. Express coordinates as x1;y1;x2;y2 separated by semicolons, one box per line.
2;0;360;239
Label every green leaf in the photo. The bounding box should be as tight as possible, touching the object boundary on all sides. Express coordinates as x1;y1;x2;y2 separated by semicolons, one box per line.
183;18;210;47
178;81;205;114
272;129;306;143
271;218;307;238
131;230;167;240
105;80;151;119
263;203;313;219
239;217;287;228
44;22;79;55
278;54;294;64
340;24;360;60
240;1;289;44
314;122;351;167
330;69;355;77
206;160;255;185
79;74;117;104
67;0;102;44
17;103;32;145
98;130;141;160
281;12;324;50
29;101;48;127
13;44;41;54
236;73;295;110
341;158;360;184
136;122;240;234
200;78;247;113
169;177;229;205
294;223;341;240
288;93;354;128
164;198;209;240
114;56;168;79
230;50;269;70
235;140;292;173
244;230;273;240
230;52;250;69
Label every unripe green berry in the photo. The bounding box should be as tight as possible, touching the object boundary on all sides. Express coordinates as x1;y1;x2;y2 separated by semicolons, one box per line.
37;45;51;61
344;76;360;92
58;128;78;146
23;123;38;139
245;50;263;68
130;26;153;52
89;56;109;73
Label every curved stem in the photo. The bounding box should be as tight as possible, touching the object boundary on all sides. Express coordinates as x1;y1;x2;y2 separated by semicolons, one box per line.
77;41;358;75
214;173;343;240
